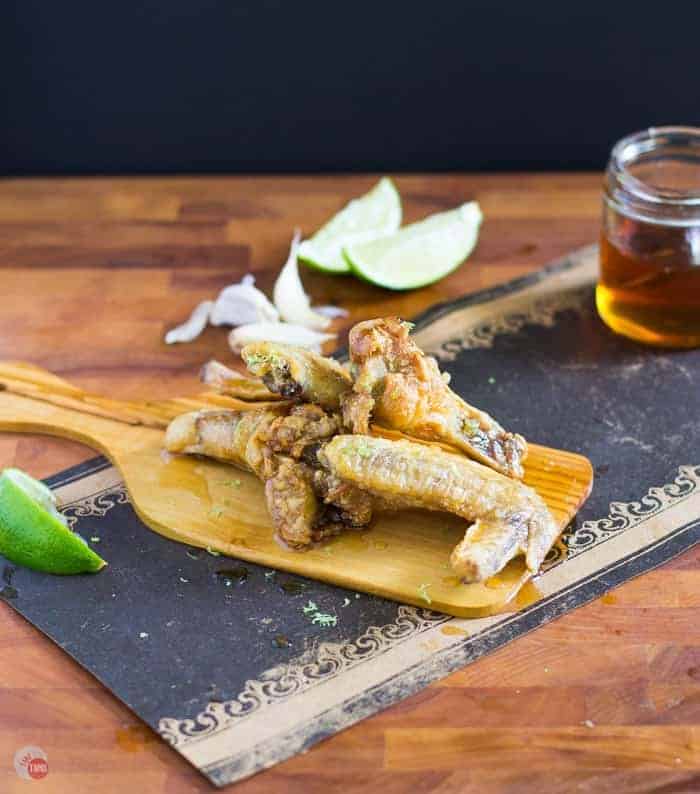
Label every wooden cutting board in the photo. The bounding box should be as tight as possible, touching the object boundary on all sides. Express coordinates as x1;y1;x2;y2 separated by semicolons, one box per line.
0;361;593;617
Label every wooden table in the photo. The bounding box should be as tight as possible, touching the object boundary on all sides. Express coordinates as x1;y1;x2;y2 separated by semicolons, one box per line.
1;175;698;793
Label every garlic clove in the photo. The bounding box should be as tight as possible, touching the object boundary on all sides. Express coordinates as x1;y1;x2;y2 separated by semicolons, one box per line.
210;274;279;327
273;230;331;330
228;322;336;353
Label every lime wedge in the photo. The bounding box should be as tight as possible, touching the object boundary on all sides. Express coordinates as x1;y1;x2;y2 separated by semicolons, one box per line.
0;468;106;574
343;201;483;290
298;177;402;274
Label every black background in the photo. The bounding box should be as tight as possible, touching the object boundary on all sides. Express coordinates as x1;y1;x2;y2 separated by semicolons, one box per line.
3;1;699;176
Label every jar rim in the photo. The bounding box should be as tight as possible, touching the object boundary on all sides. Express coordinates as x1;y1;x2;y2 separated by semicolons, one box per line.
610;126;700;207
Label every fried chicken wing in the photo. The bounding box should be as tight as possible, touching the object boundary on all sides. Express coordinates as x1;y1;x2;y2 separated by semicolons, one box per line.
165;405;372;548
312;469;374;528
259;404;341;460
265;457;320;547
164;408;276;476
241;342;352;411
200;360;282;402
165;315;564;585
320;435;558;582
346;317;527;478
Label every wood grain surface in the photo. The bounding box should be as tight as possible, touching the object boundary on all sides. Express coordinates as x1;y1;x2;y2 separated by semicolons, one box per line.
0;174;698;793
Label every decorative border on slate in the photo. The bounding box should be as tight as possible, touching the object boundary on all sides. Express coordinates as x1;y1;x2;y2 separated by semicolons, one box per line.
434;285;591;361
133;464;696;748
544;465;700;568
159;605;446;747
150;463;700;785
202;506;700;787
59;484;129;530
332;243;598;363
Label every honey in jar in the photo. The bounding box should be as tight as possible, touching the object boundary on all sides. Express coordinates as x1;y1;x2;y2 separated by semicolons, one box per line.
596;127;700;348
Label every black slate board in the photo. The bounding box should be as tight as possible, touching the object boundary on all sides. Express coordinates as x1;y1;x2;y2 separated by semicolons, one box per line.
1;245;699;787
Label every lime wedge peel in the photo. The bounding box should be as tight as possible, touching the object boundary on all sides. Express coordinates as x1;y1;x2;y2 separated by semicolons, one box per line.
297;177;402;274
0;468;106;574
343;201;483;291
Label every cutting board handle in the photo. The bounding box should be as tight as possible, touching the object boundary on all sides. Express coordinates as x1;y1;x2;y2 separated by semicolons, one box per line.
0;360;175;459
0;360;289;461
0;392;122;457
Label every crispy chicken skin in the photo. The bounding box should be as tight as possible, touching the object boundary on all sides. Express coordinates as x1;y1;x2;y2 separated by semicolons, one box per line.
265;457;321;547
260;404;341;460
200;360;282;402
320;435;558;582
164;408;275;476
166;410;558;580
312;470;374;528
165;406;372;547
346;317;528;479
241;342;352;411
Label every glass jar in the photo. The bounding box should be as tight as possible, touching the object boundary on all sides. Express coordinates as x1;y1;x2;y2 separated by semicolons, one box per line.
596;126;700;348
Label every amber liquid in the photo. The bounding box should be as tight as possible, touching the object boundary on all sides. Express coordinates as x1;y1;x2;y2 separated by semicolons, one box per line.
597;222;700;348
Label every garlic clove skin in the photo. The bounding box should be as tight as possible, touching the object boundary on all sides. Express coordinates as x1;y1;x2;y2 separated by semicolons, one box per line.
165;300;214;344
210;274;279;327
273;230;331;330
313;305;349;319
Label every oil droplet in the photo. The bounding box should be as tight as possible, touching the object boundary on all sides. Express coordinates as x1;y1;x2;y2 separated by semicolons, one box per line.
215;566;248;586
513;579;543;609
279;581;306;595
487;577;545;616
0;586;18;600
332;532;370;552
272;634;291;649
158;457;211;503
116;725;156;753
441;625;469;637
186;548;203;560
601;592;618;605
372;540;389;551
441;576;461;588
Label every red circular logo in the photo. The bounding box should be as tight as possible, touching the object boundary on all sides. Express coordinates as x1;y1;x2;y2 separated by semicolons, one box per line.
28;757;49;780
13;745;48;780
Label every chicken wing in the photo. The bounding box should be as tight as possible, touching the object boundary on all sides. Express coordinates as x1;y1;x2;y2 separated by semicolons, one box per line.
200;360;282;402
264;457;321;547
320;434;558;582
165;318;558;581
165;405;373;548
260;403;341;460
345;317;528;479
241;342;352;411
164;408;275;476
